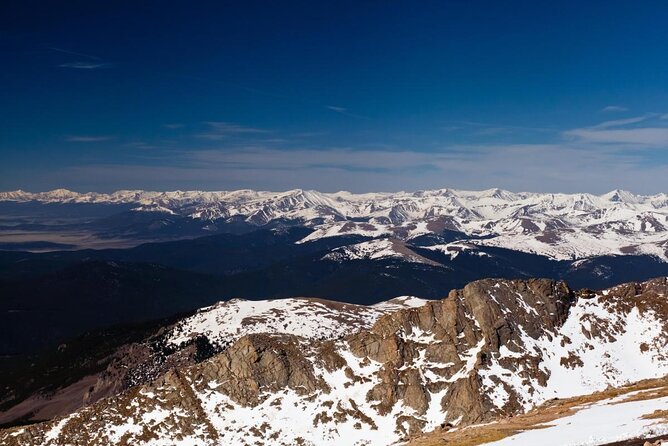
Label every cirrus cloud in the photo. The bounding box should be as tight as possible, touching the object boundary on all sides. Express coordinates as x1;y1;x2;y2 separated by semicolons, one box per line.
65;135;113;142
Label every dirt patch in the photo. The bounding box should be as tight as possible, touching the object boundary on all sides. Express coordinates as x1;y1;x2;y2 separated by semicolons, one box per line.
642;409;668;422
0;375;98;425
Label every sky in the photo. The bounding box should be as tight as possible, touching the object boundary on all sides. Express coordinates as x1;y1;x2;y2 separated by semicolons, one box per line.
2;0;668;194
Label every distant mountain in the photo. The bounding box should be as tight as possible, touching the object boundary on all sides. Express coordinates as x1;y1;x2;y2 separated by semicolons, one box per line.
2;277;667;445
2;187;668;260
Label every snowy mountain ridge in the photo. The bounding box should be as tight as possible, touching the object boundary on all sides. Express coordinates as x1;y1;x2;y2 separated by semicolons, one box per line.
3;187;668;261
3;277;668;446
4;187;668;213
166;295;428;349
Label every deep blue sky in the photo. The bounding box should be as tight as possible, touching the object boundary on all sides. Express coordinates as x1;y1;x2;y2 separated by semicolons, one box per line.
2;0;668;193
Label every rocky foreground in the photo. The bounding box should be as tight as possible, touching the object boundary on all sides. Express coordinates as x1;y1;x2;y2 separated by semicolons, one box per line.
2;277;668;445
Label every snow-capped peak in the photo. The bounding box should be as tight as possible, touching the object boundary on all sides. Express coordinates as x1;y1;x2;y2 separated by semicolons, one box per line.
3;187;668;261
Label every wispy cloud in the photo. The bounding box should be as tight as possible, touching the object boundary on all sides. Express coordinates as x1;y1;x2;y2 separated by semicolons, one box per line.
195;122;268;140
56;142;668;194
564;127;668;145
591;115;650;129
49;47;102;60
58;62;112;70
50;47;112;70
65;135;112;142
326;106;347;113
27;112;668;194
563;114;668;146
451;120;556;135
163;123;185;129
475;127;513;136
124;141;160;150
324;105;371;120
601;105;628;113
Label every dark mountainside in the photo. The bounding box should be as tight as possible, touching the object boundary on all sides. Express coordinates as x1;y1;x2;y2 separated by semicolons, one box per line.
2;227;668;356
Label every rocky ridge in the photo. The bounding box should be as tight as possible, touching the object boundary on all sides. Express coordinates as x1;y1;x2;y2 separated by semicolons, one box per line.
0;296;425;427
2;277;668;445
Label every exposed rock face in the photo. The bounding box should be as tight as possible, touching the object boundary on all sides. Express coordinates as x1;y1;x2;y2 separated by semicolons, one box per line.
2;278;668;446
344;279;575;429
194;334;324;406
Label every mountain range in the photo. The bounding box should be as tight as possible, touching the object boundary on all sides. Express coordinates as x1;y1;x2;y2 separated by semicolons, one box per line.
2;188;668;444
2;187;668;260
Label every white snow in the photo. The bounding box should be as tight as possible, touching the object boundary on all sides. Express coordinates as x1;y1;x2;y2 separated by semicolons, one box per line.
486;393;668;446
167;296;429;347
321;239;404;261
478;290;668;413
424;242;491;259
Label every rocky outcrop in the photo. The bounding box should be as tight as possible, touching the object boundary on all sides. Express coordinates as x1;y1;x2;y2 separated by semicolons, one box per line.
345;278;575;429
192;334;325;406
2;277;668;446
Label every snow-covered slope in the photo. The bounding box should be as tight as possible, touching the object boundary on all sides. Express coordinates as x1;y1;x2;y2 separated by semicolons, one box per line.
166;295;428;348
416;377;668;446
486;391;668;446
3;277;668;446
3;187;668;261
477;280;668;410
321;239;440;264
